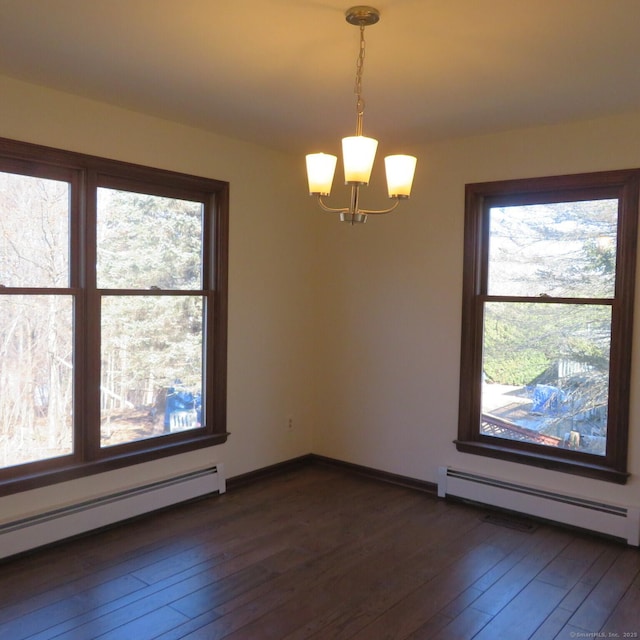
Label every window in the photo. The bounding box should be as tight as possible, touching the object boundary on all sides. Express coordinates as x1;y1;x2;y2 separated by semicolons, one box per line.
457;170;639;483
0;138;228;495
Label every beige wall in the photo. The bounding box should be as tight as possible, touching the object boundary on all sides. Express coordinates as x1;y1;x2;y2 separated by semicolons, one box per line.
313;112;640;509
1;72;640;525
0;75;318;521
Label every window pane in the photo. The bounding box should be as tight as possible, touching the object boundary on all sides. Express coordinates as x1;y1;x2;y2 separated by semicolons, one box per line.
97;188;203;290
0;172;69;287
481;301;611;456
100;296;204;447
0;295;74;468
488;199;618;298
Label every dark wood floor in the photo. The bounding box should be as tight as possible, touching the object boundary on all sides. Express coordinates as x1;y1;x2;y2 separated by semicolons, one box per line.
0;463;639;640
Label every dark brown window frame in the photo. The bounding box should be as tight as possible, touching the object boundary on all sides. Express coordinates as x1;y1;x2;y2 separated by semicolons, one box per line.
0;137;229;497
456;169;639;484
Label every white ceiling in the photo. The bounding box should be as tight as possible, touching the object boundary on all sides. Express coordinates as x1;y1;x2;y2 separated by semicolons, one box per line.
1;0;640;154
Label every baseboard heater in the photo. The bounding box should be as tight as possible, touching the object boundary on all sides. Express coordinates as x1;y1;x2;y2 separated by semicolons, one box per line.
437;467;639;546
0;463;225;560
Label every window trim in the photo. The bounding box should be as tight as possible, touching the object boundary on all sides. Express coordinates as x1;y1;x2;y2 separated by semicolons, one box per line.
456;169;640;484
0;137;229;496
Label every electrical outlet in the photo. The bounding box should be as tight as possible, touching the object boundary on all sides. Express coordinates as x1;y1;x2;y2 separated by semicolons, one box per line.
287;417;294;431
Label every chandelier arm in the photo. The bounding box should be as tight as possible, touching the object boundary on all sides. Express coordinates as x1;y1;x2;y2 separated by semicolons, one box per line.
316;196;349;214
357;200;401;215
315;195;401;217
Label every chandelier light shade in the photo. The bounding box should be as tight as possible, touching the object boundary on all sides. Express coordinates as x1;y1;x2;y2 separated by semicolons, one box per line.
306;153;338;196
342;135;378;185
385;154;417;198
305;6;417;225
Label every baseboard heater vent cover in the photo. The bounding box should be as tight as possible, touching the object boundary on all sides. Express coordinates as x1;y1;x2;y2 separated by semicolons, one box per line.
0;463;225;559
437;467;639;546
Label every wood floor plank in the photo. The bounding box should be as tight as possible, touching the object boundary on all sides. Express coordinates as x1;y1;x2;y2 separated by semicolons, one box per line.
527;605;574;640
470;527;571;616
437;586;484;619
30;587;197;640
467;524;555;593
89;605;191;640
563;547;640;633
0;573;148;639
556;545;620;613
426;606;493;640
471;578;567;640
536;536;607;589
599;570;640;636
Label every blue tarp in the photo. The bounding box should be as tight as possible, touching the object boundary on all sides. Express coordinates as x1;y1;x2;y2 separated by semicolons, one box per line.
164;386;201;428
530;384;566;415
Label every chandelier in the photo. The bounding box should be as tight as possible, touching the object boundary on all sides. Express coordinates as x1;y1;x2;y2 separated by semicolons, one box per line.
305;6;417;225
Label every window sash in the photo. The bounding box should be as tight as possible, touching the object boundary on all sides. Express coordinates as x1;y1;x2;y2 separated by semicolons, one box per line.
457;170;639;484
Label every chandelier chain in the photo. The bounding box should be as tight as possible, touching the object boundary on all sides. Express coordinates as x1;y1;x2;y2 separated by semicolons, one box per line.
354;24;366;135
